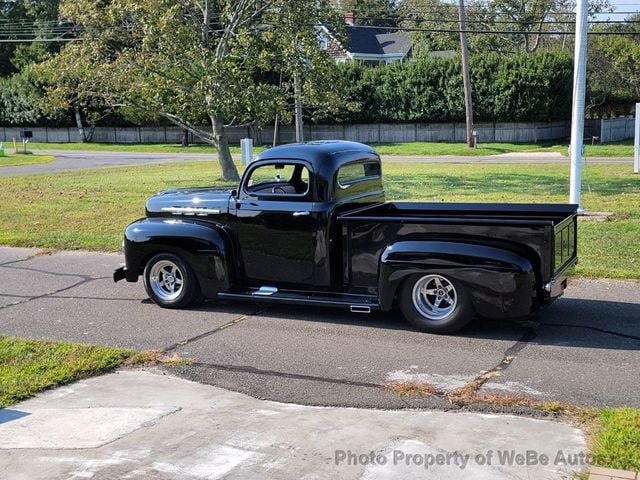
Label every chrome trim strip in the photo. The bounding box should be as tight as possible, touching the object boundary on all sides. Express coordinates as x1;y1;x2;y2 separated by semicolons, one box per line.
161;206;221;216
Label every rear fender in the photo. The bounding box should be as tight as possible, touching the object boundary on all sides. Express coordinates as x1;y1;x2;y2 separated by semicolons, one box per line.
378;241;535;318
122;217;233;297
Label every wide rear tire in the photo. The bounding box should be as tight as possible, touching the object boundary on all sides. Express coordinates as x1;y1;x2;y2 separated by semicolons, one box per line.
143;253;202;309
399;273;474;334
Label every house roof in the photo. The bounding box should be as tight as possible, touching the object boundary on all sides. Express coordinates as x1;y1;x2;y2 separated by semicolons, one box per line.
345;26;412;56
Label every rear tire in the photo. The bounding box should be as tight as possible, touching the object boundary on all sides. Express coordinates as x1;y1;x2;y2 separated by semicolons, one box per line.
143;253;201;308
399;273;474;334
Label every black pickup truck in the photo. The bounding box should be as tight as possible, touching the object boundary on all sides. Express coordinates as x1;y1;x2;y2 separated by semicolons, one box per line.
114;140;578;333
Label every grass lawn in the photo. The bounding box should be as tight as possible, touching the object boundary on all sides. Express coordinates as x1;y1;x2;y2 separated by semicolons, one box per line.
0;161;637;278
0;336;132;407
590;407;640;472
0;152;55;167
25;139;635;157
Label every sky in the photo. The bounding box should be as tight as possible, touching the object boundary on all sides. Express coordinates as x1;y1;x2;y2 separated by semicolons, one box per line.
596;0;640;20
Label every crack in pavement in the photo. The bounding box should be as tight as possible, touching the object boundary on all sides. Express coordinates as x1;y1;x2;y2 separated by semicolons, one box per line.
0;276;107;311
182;361;385;390
448;327;538;396
541;322;640;342
1;264;106;279
163;307;266;353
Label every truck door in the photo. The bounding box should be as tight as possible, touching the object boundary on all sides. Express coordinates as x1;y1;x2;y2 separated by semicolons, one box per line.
233;160;317;286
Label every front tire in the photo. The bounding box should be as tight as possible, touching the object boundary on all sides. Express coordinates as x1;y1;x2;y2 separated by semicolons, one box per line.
399;273;474;334
143;253;201;308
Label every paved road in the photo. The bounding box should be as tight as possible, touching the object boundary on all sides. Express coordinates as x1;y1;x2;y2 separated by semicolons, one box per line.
1;247;638;410
0;149;634;176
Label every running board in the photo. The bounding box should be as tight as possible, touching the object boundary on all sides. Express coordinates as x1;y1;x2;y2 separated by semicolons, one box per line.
217;290;378;311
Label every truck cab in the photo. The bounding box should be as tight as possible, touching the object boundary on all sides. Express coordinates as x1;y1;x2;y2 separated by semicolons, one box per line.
115;141;577;334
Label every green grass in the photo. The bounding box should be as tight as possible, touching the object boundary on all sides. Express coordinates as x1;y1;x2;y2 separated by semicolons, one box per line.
0;336;132;407
591;408;640;472
24;139;635;157
0;161;637;278
0;152;55;167
372;141;563;156
584;139;634;158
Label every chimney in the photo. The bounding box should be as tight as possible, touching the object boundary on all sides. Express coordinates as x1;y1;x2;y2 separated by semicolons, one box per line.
344;11;355;25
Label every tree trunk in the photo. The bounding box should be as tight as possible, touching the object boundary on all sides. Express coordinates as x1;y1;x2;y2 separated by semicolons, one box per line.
212;115;240;182
181;129;189;147
74;107;87;142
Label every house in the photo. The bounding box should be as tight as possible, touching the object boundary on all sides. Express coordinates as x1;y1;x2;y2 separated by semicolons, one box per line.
318;13;413;65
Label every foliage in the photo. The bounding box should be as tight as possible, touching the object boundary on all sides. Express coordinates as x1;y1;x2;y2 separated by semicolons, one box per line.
0;336;132;407
37;0;344;180
333;50;573;123
0;0;62;76
398;0;611;55
0;70;42;125
587;18;640;117
333;0;399;26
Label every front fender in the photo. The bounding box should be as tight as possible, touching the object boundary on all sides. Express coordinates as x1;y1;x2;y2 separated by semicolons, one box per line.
122;217;234;297
378;241;535;319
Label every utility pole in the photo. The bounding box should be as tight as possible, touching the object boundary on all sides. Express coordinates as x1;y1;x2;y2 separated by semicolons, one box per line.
458;0;474;148
569;0;588;208
294;74;304;143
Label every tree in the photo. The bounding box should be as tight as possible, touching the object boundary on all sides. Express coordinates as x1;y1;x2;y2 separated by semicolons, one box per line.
0;70;42;125
34;42;119;142
46;0;342;181
0;0;62;76
583;15;640;117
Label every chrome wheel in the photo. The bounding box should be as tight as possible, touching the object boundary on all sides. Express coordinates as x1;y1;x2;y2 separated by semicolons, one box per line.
411;274;457;321
149;260;184;302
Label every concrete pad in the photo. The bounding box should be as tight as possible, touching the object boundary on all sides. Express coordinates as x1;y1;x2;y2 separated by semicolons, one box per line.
0;297;255;350
0;370;587;480
0;246;38;265
0;406;179;449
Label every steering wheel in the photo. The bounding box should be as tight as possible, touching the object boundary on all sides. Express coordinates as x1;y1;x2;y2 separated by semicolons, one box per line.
272;186;287;194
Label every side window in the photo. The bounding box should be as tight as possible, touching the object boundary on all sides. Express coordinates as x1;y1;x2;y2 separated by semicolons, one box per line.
337;161;381;187
244;162;310;197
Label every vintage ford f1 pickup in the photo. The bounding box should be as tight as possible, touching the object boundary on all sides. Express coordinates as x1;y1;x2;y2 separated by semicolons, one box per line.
114;140;578;333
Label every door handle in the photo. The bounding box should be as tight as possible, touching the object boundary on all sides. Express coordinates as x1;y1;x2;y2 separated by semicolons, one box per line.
292;211;310;216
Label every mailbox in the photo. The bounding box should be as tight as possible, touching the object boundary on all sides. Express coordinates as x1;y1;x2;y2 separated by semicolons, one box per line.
20;130;33;139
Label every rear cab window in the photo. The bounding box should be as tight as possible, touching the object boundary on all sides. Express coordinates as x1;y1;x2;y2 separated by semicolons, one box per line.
334;161;382;200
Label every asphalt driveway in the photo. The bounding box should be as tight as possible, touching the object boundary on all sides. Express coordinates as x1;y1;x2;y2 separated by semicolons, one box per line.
0;247;638;410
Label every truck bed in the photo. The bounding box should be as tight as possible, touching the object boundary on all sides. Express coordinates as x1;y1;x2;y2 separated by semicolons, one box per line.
338;202;577;289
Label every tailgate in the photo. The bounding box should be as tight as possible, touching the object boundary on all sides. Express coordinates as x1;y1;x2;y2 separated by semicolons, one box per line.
553;213;578;276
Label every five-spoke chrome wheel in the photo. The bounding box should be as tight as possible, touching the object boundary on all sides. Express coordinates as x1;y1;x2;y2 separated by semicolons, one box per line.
149;260;184;301
400;272;474;334
143;253;201;308
411;274;457;321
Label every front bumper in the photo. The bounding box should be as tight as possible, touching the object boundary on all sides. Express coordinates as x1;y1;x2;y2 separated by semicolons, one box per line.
113;266;127;283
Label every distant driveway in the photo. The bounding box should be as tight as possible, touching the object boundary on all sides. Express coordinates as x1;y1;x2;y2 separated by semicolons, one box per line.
0;149;634;176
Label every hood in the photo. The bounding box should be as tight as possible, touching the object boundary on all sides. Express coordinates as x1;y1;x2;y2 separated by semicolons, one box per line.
146;187;233;217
